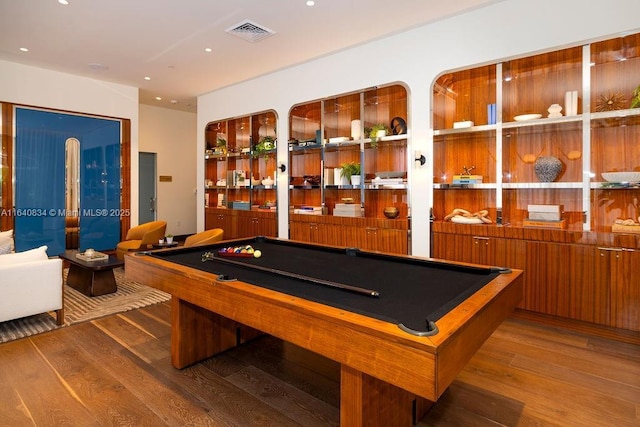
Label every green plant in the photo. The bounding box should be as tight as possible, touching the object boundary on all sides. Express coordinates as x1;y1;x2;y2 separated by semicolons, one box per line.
368;123;388;148
253;136;276;161
216;136;227;153
165;234;173;238
631;85;640;108
340;161;361;181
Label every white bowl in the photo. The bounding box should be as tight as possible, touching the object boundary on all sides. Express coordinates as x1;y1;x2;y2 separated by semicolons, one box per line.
601;172;640;183
514;113;542;121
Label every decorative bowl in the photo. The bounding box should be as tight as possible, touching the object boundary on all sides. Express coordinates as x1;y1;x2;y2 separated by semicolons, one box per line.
383;207;400;219
514;113;542;121
601;172;640;183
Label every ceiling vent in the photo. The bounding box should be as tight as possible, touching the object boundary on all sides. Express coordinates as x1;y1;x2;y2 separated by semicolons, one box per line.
225;20;275;43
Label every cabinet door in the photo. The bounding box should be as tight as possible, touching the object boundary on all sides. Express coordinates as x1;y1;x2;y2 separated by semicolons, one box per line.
609;248;639;331
206;210;235;238
234;210;276;238
590;34;640;233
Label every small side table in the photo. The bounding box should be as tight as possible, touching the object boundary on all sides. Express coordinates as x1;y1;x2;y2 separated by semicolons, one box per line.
152;242;179;249
59;251;124;297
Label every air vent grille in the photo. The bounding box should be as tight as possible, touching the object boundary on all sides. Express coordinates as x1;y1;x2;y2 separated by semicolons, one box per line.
225;20;275;43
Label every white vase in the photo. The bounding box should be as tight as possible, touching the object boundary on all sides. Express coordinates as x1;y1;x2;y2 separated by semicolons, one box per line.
351;120;361;139
350;175;361;187
166;236;173;244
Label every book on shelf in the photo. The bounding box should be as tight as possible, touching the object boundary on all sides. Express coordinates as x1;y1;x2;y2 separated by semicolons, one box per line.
523;219;566;229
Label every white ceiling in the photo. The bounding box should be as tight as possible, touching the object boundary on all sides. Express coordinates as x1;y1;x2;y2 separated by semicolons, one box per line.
0;0;499;112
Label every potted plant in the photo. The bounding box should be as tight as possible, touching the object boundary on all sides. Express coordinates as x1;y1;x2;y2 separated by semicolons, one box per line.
165;234;174;244
253;136;276;162
631;84;640;108
340;161;361;186
368;123;388;148
216;136;227;154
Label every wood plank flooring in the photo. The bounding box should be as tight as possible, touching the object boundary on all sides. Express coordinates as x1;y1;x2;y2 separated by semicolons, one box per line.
0;303;638;426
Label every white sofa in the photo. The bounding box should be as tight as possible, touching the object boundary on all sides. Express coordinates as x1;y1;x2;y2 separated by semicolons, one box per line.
0;245;64;325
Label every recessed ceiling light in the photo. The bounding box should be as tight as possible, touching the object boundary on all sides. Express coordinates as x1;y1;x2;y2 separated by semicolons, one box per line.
58;0;69;5
170;100;178;104
19;47;28;52
144;76;151;81
205;47;212;53
155;97;162;101
306;0;315;6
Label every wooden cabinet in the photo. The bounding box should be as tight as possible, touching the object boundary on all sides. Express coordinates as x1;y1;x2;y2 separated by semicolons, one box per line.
204;207;276;240
204;110;278;236
432;33;640;233
236;210;277;239
595;246;640;331
288;84;409;253
205;207;235;232
290;214;408;254
432;222;639;332
431;33;640;334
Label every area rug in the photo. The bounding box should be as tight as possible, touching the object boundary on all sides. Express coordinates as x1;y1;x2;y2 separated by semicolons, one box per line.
0;268;170;343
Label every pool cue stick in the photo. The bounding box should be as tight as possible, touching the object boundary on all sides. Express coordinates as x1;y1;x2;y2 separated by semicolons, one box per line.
202;251;379;298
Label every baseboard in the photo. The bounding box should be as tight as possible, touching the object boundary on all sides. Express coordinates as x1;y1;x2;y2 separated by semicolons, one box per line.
511;309;640;346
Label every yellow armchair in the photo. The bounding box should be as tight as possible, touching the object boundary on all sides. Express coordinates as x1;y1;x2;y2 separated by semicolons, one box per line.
184;228;224;247
116;220;167;260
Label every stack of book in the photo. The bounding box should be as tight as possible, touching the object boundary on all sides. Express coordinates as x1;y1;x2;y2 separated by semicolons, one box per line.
293;206;322;215
452;175;483;184
333;203;363;218
524;204;565;229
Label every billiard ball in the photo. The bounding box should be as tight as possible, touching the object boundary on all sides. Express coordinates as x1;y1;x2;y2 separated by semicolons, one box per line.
253;250;262;258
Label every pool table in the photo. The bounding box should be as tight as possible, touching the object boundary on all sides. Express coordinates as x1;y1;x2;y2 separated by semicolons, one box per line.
125;236;522;426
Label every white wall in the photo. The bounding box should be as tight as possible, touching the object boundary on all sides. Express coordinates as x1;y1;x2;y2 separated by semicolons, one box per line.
139;104;197;236
0;59;141;225
197;0;640;256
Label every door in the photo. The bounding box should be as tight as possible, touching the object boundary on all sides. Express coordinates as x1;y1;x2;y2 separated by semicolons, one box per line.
139;152;157;224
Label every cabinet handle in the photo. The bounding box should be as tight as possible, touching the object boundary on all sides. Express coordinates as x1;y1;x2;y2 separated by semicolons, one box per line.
597;247;624;257
597;247;623;252
474;236;489;246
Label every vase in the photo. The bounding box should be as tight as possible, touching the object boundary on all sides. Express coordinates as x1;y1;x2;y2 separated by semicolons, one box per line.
383;207;399;219
534;156;563;182
350;175;361;187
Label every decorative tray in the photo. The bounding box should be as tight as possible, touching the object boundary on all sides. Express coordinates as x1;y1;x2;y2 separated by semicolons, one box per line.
76;251;109;262
612;224;640;234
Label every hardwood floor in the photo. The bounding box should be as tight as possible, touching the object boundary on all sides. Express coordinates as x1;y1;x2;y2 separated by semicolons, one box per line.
0;303;638;426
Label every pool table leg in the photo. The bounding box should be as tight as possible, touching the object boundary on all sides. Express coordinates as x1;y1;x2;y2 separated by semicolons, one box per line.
171;296;238;369
341;364;426;426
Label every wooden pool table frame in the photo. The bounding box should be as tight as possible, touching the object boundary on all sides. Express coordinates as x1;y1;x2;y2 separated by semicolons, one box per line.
125;240;522;426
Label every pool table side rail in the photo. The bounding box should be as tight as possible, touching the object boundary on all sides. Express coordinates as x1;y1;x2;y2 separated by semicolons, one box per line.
125;251;522;401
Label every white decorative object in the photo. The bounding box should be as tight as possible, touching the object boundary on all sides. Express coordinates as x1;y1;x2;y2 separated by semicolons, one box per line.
334;168;349;186
350;175;361;186
262;177;274;188
350;120;361;139
565;90;578;116
514;114;542;121
547;104;563;118
453;120;474;129
601;172;640;183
